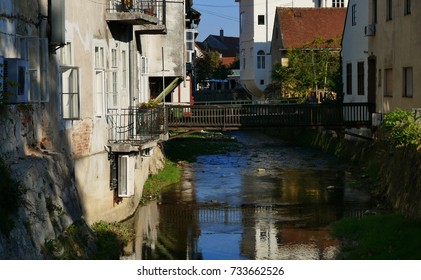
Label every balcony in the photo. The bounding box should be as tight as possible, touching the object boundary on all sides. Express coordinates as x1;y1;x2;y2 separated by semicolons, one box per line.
107;106;168;152
106;0;166;33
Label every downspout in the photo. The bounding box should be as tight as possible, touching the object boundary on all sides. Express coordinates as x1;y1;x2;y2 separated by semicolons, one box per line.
129;26;135;107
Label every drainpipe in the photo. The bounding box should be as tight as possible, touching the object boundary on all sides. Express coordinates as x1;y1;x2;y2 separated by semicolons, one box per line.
129;27;135;108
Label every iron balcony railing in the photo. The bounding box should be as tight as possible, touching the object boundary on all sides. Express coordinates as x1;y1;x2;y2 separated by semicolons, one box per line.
107;106;167;145
107;0;165;25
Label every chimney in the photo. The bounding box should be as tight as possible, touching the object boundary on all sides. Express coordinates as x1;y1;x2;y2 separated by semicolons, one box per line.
220;28;224;42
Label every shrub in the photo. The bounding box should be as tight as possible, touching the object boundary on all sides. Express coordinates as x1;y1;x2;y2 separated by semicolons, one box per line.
382;109;421;151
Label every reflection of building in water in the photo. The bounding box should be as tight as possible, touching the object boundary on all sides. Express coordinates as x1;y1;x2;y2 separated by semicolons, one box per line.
241;211;340;260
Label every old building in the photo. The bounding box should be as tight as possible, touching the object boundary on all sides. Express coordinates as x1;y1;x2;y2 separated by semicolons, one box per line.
368;0;421;114
235;0;348;99
0;0;194;239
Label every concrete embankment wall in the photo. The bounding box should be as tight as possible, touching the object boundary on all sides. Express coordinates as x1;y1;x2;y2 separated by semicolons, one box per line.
266;127;421;220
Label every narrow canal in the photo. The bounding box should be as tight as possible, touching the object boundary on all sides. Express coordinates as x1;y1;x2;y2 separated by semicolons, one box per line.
123;130;373;260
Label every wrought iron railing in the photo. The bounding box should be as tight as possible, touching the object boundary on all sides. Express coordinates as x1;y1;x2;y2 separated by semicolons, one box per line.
107;106;166;145
107;0;165;24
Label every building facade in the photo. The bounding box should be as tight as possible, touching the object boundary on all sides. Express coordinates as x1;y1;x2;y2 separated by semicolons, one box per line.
235;0;348;99
368;0;421;114
0;0;193;227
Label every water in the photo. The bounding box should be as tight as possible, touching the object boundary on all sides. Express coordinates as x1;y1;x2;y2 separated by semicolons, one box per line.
123;131;372;260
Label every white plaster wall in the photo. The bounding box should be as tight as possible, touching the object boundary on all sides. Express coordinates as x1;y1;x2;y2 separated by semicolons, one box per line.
141;2;185;78
342;0;369;103
237;0;331;97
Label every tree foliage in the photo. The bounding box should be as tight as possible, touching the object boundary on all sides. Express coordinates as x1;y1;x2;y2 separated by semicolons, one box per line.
196;50;232;83
269;37;342;101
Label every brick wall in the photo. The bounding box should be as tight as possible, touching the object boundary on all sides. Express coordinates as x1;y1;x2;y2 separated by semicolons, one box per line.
71;119;93;158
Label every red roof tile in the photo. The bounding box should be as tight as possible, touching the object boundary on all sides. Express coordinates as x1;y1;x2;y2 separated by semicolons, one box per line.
278;8;346;49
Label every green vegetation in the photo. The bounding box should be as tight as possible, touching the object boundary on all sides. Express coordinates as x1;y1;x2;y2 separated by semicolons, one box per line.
381;109;421;151
268;37;342;101
42;219;133;260
332;214;421;259
0;158;25;236
195;50;234;84
141;160;182;203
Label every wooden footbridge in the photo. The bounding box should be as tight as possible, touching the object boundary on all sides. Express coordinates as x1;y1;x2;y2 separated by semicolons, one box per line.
166;102;374;131
107;102;374;145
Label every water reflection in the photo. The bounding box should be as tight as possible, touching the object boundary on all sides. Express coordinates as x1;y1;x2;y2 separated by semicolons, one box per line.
124;131;372;260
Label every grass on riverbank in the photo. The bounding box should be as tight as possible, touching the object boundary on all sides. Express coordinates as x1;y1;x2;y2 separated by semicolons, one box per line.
141;160;182;203
331;214;421;259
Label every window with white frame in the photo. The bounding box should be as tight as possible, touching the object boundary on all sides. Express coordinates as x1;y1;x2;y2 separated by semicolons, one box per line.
19;37;49;102
257;50;265;69
107;48;118;109
61;67;80;119
94;46;105;117
121;50;127;89
141;56;149;74
59;42;80;120
403;67;413;97
332;0;344;7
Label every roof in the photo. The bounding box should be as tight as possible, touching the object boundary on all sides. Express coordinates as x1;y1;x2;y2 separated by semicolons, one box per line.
201;32;239;57
277;8;346;49
221;57;236;67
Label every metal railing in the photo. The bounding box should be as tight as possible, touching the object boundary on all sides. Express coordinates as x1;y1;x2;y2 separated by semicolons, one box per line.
107;0;165;23
107;106;166;144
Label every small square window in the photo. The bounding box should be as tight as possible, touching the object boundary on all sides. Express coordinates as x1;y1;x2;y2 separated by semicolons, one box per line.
260;80;264;85
258;15;265;25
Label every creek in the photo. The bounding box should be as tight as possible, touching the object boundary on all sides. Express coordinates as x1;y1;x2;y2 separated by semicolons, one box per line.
123;130;373;260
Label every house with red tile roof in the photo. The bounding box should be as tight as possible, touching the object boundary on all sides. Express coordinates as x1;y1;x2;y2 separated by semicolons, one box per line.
271;7;346;68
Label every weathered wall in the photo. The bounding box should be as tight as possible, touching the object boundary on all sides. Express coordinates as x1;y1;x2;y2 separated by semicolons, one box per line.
0;108;166;259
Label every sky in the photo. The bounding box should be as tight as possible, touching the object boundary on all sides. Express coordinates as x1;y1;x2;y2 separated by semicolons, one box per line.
193;0;240;42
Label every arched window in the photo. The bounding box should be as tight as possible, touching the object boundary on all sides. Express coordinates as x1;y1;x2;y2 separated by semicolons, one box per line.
257;50;265;69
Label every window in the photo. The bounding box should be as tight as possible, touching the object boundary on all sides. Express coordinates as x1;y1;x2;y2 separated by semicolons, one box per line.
372;0;377;24
403;67;413;97
19;37;49;102
94;46;105;117
351;4;357;26
346;63;352;95
121;50;127;89
384;68;393;97
257;50;265;69
404;0;411;15
61;67;80;120
108;48;118;109
258;15;265;25
260;80;264;85
141;56;149;74
240;12;245;34
332;0;344;8
59;42;80;120
386;0;392;21
357;62;365;95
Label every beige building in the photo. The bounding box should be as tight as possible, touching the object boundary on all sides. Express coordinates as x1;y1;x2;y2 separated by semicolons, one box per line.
369;0;421;114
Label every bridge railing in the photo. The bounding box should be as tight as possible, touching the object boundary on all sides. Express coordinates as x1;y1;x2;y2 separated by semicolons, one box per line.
167;103;374;129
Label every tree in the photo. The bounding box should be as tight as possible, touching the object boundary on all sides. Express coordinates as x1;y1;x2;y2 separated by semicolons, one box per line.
269;37;342;101
195;50;231;83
